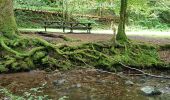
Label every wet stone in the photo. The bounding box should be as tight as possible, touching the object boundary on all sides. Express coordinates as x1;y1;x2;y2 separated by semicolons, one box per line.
160;80;166;83
53;79;67;86
125;80;134;86
140;86;162;96
76;83;82;88
159;87;170;94
139;79;146;84
71;83;82;88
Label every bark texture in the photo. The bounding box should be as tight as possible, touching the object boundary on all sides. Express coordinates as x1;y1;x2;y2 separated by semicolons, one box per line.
0;0;18;38
116;0;128;42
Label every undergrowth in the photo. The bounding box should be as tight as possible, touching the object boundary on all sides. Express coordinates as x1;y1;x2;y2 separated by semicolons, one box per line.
15;10;63;28
0;34;167;73
0;84;51;100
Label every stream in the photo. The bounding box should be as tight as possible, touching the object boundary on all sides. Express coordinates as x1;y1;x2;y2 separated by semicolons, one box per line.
0;69;170;100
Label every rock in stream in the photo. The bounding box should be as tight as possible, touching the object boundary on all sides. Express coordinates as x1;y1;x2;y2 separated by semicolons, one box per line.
140;86;162;96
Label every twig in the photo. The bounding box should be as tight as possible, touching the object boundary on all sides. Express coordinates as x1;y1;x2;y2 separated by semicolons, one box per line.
95;69;115;75
76;57;170;79
119;62;170;79
124;74;144;76
80;59;125;78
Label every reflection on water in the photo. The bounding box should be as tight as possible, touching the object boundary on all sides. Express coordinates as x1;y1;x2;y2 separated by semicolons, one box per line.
0;69;170;100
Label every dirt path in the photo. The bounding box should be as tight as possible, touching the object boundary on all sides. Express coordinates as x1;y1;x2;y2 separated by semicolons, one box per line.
23;32;170;45
19;28;170;38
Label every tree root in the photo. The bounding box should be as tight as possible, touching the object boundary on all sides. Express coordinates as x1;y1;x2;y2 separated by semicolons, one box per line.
119;62;170;79
0;34;168;73
0;38;28;57
37;32;80;42
0;38;48;58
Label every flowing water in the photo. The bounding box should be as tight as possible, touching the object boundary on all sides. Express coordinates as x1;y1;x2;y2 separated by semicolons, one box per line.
0;69;170;100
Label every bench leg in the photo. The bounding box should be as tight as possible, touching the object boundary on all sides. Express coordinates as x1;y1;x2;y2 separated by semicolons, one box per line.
63;28;65;33
70;29;73;33
45;27;47;32
87;29;91;34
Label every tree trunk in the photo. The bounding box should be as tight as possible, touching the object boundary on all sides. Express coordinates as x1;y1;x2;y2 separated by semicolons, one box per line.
116;0;128;42
0;0;18;38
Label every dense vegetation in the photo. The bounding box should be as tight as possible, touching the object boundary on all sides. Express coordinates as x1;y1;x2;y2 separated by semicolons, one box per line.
0;38;166;73
14;0;170;30
0;0;169;99
0;0;169;73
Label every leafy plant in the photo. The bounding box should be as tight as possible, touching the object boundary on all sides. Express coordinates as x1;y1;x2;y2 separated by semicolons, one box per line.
0;83;51;100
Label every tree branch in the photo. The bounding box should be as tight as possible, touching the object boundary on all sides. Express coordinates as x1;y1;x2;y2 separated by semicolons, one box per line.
119;62;170;79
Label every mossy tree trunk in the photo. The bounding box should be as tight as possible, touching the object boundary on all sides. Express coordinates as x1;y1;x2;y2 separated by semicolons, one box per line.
0;0;18;38
116;0;128;42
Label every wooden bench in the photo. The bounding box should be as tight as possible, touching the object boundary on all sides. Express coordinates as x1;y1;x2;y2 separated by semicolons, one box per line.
44;21;92;33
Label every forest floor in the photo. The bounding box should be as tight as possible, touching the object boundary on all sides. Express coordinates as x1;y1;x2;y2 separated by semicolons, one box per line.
23;31;170;63
0;31;170;100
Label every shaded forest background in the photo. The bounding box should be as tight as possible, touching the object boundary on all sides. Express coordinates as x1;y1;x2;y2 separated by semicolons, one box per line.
14;0;170;30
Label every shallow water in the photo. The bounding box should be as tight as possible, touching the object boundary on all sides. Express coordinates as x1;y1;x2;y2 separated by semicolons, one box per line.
0;69;170;100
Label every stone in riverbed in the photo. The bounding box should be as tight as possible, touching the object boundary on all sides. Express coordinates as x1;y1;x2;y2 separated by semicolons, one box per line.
53;79;67;86
76;83;82;88
125;80;134;86
140;86;162;96
139;79;146;84
71;83;82;88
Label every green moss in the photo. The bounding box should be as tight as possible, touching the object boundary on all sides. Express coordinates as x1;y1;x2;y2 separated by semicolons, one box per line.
33;51;46;61
116;30;128;43
41;56;59;70
0;0;19;38
0;64;8;72
0;34;167;73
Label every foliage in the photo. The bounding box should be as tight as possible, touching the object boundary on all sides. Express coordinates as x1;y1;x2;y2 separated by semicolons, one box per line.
0;85;51;100
14;0;62;11
15;10;63;28
127;0;170;30
0;0;169;74
13;0;170;30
